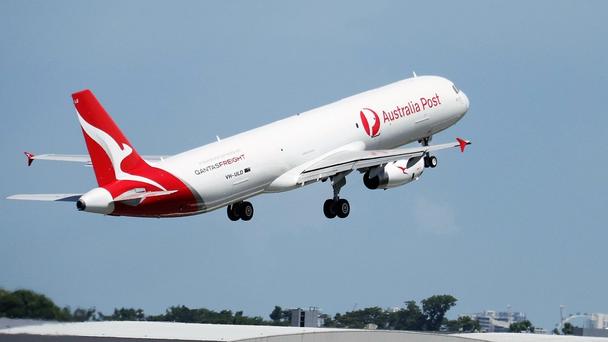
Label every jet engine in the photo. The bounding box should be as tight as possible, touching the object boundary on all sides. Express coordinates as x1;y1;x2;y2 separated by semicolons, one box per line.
363;156;425;190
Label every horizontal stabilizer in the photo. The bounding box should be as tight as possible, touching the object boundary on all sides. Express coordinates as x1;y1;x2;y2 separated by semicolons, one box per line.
25;152;91;166
7;194;82;202
7;189;177;206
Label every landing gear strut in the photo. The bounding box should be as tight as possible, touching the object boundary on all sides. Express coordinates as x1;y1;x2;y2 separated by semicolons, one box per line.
323;173;350;219
227;201;254;221
419;136;438;168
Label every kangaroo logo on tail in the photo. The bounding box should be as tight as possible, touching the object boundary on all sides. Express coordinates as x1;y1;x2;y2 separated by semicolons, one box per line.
76;112;166;191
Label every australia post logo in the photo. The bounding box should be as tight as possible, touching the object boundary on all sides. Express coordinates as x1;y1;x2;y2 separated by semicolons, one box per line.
359;108;381;138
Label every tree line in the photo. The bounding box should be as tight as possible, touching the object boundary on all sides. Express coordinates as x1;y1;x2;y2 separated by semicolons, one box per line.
313;295;480;332
2;288;542;333
0;289;267;325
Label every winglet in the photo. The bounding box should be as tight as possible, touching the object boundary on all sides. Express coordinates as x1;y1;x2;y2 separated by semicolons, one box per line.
24;152;35;166
456;138;471;152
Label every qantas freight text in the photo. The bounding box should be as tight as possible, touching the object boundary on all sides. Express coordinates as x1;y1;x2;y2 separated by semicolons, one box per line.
194;154;246;175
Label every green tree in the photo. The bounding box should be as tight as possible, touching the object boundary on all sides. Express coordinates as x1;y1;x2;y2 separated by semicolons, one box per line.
421;295;457;331
561;322;574;335
148;305;266;325
391;301;425;331
332;307;388;329
232;310;265;325
509;320;535;333
0;289;69;321
320;313;334;327
70;307;97;322
103;307;145;321
446;316;480;332
270;306;282;322
158;305;194;322
269;306;291;325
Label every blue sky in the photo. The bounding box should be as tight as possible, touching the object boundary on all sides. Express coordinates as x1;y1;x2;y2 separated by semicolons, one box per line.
1;0;607;331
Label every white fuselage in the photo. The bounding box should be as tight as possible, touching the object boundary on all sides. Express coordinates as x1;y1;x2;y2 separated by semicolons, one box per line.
158;75;469;213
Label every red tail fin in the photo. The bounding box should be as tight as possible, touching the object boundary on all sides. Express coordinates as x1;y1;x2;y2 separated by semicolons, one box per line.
72;90;147;186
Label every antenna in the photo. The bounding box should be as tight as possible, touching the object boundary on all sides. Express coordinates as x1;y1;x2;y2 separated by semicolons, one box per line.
216;135;221;142
412;71;417;77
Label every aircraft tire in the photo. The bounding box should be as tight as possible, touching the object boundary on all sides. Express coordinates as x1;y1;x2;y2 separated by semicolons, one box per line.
323;199;337;219
227;204;240;221
336;199;350;218
239;201;254;221
429;156;438;168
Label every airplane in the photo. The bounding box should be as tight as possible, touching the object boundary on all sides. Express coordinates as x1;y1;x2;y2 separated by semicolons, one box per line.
8;74;470;221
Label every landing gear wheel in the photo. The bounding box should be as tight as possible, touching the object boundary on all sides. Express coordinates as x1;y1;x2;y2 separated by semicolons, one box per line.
227;203;240;221
336;199;350;218
323;199;337;219
239;201;254;221
424;155;438;168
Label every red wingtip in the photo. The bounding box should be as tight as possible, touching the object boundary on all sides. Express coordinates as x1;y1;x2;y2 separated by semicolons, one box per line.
24;152;34;166
456;138;470;152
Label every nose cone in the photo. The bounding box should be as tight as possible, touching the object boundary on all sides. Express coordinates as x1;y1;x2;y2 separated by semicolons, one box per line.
460;91;470;115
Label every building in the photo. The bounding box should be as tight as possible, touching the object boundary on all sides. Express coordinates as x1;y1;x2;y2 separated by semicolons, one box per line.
572;327;608;337
586;313;608;330
290;307;324;328
562;312;608;337
463;310;527;332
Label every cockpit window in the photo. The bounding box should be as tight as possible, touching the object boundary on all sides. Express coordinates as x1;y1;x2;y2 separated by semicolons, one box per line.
452;84;460;94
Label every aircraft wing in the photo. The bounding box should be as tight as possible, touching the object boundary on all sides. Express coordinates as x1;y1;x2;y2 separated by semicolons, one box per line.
297;138;470;184
22;152;168;166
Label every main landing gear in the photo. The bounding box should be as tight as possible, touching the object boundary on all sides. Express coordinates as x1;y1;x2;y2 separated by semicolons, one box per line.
419;136;438;169
227;201;254;221
323;173;350;219
424;155;438;168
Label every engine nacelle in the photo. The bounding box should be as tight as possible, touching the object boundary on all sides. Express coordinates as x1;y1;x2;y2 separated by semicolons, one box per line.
76;187;115;214
363;156;425;190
